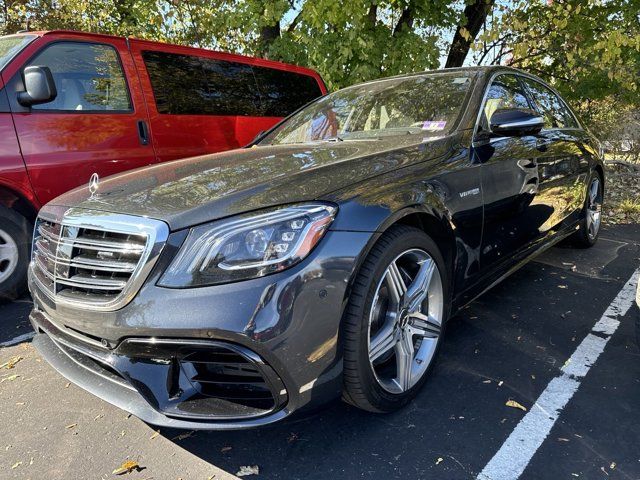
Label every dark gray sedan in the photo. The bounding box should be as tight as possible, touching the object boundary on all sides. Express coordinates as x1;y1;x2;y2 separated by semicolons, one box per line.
28;66;604;429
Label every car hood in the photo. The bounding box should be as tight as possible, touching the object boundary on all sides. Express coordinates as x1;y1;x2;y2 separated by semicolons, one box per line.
49;136;453;230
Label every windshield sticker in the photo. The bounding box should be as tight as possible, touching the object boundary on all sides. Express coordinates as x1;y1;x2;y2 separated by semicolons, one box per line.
422;121;447;131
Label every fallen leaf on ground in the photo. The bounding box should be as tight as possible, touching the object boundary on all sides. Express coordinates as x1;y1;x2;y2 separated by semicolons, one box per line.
220;446;232;453
1;356;22;369
93;414;103;421
482;379;491;384
0;374;20;383
172;431;195;441
498;381;504;387
558;437;570;442
112;460;143;475
600;466;609;476
149;430;160;440
435;457;443;465
65;423;77;430
505;400;527;412
11;461;22;469
236;465;259;477
610;462;616;469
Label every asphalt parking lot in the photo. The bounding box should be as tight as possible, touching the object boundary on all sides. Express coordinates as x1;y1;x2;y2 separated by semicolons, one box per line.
1;225;639;480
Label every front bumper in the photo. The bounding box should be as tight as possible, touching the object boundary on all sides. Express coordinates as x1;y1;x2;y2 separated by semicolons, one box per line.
29;230;374;429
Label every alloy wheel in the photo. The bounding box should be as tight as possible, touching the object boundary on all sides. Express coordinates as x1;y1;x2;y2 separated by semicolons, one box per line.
0;228;19;284
586;177;602;241
367;248;443;394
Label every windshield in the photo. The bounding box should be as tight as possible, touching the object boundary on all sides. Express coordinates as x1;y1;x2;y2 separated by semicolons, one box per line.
0;35;36;71
262;71;475;145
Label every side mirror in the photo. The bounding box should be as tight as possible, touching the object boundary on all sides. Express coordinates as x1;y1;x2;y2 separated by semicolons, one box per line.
489;108;544;137
17;66;57;107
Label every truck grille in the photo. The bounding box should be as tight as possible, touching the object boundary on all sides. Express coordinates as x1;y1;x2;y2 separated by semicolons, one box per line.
30;207;169;311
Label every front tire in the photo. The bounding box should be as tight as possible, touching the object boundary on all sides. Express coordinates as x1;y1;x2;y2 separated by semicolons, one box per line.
0;206;32;303
342;225;450;413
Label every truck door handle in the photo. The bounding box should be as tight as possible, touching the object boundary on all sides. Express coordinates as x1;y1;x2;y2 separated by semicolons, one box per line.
137;120;150;146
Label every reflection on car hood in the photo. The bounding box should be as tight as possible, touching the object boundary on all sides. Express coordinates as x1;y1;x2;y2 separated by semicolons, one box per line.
49;136;453;230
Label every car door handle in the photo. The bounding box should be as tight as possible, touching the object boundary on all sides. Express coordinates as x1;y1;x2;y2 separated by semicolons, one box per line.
137;120;150;146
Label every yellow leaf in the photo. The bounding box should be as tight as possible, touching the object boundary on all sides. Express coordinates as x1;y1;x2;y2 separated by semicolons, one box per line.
112;460;141;475
65;423;77;429
149;430;160;440
0;356;22;369
459;27;472;42
506;399;527;412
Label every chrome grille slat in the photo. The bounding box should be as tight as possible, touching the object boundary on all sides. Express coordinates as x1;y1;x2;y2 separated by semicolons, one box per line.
57;236;146;254
55;274;128;291
29;208;169;312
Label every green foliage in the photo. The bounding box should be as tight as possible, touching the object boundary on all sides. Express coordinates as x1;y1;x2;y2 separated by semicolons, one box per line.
0;0;637;137
482;0;639;129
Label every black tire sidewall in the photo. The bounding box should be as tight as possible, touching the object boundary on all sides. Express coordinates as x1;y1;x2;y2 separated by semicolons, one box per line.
573;172;603;247
0;207;31;302
343;226;450;412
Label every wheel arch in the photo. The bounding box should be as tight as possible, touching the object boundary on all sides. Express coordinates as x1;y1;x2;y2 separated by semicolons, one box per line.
0;183;38;224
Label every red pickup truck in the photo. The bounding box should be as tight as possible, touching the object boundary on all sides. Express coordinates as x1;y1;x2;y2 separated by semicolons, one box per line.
0;30;327;300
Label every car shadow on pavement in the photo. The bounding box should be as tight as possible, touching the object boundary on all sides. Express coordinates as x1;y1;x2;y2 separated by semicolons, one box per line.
0;295;33;345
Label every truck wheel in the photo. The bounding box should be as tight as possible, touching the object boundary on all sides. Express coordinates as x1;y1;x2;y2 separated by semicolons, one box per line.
0;206;32;303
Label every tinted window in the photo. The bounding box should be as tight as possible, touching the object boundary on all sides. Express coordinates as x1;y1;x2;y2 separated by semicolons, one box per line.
143;51;212;115
143;51;263;116
200;57;261;116
29;42;131;112
253;67;323;117
521;78;578;129
481;74;530;129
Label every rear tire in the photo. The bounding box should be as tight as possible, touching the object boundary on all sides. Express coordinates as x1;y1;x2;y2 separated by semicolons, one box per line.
570;173;603;248
342;225;450;413
0;206;32;303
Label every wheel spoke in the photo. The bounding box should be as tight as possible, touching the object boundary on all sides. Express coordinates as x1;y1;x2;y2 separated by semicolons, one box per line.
385;261;406;305
406;259;435;312
409;311;441;338
589;180;599;205
394;332;414;391
0;244;11;262
369;324;397;362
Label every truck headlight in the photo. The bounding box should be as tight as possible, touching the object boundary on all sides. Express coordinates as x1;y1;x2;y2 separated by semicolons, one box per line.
159;203;337;287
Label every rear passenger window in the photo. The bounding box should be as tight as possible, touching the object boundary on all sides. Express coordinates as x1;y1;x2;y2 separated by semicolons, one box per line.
199;57;261;116
521;78;578;129
481;74;530;129
252;67;323;117
142;51;214;115
29;42;131;112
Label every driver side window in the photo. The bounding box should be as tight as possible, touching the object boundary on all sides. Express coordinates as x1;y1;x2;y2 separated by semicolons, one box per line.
481;74;530;131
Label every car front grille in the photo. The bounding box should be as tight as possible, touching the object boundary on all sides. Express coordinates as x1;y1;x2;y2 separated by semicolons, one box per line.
30;207;169;311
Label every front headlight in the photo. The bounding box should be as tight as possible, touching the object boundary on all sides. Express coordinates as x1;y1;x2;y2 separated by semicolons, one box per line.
159;203;337;287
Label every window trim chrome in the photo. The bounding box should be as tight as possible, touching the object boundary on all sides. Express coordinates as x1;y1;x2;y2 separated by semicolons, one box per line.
30;205;169;312
472;70;584;148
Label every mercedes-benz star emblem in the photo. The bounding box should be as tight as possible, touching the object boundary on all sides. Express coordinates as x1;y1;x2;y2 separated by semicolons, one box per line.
89;173;100;198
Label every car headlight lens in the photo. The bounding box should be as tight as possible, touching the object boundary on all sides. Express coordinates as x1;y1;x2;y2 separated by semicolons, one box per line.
159;203;337;287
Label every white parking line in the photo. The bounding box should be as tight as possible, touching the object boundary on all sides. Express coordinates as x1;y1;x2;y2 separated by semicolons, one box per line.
478;268;640;480
0;332;35;348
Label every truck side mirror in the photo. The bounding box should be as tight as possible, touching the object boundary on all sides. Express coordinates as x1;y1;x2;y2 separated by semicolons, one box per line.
17;66;57;107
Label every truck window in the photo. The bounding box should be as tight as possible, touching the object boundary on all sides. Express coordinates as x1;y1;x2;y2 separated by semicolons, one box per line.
142;50;322;118
28;42;131;112
142;51;260;116
252;66;323;117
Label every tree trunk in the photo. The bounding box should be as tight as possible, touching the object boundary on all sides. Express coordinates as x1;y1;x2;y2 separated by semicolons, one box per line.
445;0;494;68
259;23;281;56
